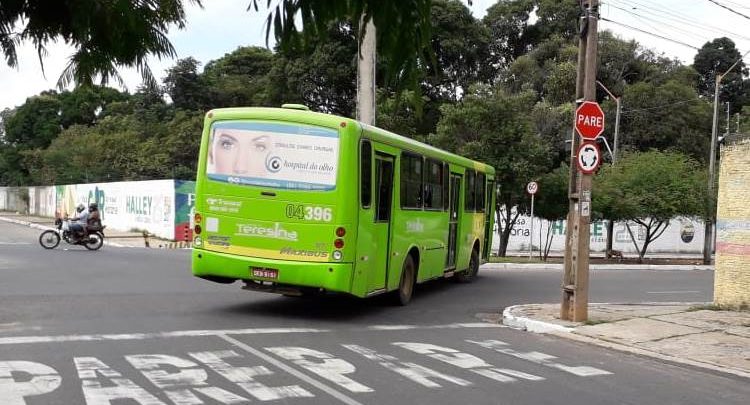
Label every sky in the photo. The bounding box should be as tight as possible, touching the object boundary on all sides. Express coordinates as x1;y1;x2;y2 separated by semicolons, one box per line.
0;0;748;111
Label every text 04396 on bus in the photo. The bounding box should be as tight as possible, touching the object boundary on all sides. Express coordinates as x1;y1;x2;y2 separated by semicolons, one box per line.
191;105;496;305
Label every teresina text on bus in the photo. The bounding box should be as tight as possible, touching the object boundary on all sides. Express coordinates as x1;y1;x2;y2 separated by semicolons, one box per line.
235;223;298;241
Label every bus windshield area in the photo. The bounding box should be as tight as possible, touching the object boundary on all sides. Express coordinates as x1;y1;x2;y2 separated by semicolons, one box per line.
206;121;340;190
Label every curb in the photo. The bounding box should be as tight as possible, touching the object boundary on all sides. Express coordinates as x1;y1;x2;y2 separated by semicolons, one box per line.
0;215;129;248
502;303;750;380
484;262;713;271
502;305;573;334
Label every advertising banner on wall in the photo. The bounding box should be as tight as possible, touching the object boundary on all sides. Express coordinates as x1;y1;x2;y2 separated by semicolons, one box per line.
55;180;177;240
493;212;704;254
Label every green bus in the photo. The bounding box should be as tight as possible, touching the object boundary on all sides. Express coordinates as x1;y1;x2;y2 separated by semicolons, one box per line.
191;105;495;304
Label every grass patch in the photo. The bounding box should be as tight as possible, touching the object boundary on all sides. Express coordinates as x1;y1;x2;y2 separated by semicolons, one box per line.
688;304;738;312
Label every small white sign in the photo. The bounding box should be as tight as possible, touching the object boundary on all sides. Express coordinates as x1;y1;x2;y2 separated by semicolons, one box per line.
526;181;539;195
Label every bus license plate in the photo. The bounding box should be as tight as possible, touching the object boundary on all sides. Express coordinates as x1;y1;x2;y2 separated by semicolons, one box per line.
251;267;278;279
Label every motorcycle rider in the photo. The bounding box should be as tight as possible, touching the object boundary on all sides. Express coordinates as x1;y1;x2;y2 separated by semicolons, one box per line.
68;203;89;242
87;202;102;230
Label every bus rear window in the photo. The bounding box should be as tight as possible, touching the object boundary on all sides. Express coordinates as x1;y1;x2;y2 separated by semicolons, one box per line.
206;121;339;190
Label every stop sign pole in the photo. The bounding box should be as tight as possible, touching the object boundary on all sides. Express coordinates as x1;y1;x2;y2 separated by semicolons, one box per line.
561;0;601;322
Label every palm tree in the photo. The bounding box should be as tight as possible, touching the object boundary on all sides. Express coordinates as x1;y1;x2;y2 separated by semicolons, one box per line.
0;0;201;89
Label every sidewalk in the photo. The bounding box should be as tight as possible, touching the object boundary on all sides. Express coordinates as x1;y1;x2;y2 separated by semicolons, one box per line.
503;302;750;379
0;212;172;248
484;262;713;271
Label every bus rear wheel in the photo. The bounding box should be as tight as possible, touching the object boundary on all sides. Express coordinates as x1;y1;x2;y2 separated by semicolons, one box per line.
395;255;416;306
456;248;479;283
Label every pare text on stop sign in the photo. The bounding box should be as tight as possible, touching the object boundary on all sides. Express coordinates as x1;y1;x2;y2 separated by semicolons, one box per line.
577;114;603;127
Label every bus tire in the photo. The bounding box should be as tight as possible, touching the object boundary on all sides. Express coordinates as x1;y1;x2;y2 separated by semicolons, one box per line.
395;254;416;306
456;248;479;283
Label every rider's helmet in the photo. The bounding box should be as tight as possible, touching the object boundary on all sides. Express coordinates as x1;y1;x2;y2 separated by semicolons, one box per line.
89;202;98;211
76;203;85;213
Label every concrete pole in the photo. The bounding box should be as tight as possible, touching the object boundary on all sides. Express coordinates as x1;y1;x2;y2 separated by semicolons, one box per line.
704;75;721;265
356;17;377;126
562;0;598;322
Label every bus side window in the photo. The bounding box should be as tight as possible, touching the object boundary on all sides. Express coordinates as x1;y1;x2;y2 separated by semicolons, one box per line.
400;152;423;209
443;163;449;211
424;159;443;210
361;140;372;208
465;170;476;212
476;172;485;212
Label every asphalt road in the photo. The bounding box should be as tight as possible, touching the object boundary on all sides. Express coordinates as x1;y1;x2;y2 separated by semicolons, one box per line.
1;220;746;405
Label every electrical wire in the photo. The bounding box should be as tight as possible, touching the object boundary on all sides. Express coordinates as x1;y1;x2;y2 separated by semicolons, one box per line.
600;17;701;50
621;98;706;115
604;2;710;43
608;0;750;42
705;0;750;20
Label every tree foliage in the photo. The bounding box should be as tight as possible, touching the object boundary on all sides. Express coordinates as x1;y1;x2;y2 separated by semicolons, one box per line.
594;151;706;262
0;0;200;88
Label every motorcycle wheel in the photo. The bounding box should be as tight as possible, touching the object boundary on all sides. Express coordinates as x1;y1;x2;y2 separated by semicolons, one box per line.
84;232;105;251
39;230;60;249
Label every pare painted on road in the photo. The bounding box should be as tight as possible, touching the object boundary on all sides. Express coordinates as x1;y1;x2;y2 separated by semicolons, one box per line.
0;342;611;404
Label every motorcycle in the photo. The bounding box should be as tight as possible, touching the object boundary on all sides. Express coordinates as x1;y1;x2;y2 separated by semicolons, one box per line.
38;218;105;250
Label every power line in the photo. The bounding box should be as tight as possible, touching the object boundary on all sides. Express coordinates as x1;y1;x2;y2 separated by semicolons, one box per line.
600;17;701;50
604;2;710;43
622;98;706;114
706;0;750;20
609;0;750;42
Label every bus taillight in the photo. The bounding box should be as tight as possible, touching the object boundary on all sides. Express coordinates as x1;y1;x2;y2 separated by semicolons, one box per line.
334;238;344;249
194;225;202;235
335;227;346;237
194;213;202;224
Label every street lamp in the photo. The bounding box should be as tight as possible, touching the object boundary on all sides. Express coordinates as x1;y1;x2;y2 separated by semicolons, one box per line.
596;80;621;164
703;49;750;265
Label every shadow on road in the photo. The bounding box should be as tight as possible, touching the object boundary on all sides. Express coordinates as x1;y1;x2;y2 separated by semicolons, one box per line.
216;276;471;322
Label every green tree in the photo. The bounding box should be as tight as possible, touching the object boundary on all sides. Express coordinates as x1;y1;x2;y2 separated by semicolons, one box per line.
534;164;569;261
430;85;551;256
0;0;200;88
594;151;706;262
203;46;277;107
693;37;747;113
618;80;712;162
164;57;213;111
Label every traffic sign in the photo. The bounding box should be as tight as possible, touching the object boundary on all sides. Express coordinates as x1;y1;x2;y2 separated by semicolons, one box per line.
575;101;605;140
577;142;601;174
526;181;539;195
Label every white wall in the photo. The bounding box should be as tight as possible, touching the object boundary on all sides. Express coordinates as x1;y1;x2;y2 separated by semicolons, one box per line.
494;213;704;254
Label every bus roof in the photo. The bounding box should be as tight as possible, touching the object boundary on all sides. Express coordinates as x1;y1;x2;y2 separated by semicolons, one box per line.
206;107;495;176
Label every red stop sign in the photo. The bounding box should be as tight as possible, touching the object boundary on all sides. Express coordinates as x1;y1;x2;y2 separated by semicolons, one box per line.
575;101;605;140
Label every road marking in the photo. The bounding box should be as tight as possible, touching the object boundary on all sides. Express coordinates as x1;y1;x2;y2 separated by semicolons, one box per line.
467;340;612;377
266;347;373;393
0;242;30;245
393;342;544;383
646;291;701;294
189;350;314;401
343;344;471;388
0;328;328;345
0;323;501;345
75;357;167;405
0;361;62;405
218;335;364;405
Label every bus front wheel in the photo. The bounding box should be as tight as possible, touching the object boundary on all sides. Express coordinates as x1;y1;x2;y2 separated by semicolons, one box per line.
395;255;416;306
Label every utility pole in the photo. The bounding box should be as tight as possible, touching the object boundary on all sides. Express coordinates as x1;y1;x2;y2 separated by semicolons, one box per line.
356;17;377;126
561;0;599;322
703;50;750;265
596;80;621;256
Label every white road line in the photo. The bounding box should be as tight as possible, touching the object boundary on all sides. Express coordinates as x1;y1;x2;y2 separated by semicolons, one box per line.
0;323;502;346
646;291;701;294
0;242;31;245
218;334;364;405
0;328;328;345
